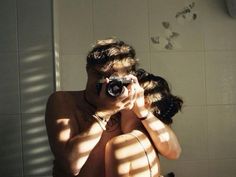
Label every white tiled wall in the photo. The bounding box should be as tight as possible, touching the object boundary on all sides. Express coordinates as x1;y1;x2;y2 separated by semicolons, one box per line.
22;114;53;176
60;54;87;90
150;52;206;106
58;0;94;55
0;0;54;176
93;0;150;52
149;0;205;51
18;0;53;52
206;51;236;105
0;115;23;176
55;0;236;176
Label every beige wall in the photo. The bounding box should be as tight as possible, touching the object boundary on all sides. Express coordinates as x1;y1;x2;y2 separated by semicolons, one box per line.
54;0;236;176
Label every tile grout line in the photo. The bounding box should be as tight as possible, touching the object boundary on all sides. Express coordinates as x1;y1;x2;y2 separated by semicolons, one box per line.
15;0;25;176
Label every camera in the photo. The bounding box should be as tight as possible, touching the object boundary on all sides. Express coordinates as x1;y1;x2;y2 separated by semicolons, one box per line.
96;76;133;97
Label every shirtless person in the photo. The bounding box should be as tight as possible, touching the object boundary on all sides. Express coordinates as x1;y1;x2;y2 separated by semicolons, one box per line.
105;69;183;177
45;38;181;177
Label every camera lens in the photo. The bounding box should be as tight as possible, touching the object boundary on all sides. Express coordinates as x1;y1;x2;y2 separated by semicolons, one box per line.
106;79;124;97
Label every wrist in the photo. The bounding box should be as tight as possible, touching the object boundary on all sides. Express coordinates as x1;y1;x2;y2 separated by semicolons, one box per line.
138;113;150;122
137;109;149;120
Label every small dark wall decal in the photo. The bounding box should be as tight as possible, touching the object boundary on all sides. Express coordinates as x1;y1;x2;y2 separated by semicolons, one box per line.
176;2;197;22
150;2;197;50
151;21;180;50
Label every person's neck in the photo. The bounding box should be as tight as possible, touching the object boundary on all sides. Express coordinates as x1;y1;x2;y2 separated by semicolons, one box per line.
121;110;142;133
83;89;97;110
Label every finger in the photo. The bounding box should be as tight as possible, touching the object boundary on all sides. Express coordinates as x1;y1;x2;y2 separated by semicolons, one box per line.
124;102;134;110
122;98;134;110
126;84;137;101
133;87;138;101
121;91;135;107
127;83;135;96
125;74;138;84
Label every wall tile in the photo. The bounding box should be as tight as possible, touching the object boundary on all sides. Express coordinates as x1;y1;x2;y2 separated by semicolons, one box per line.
149;0;204;51
150;52;206;106
19;51;54;114
203;0;236;50
0;53;20;114
18;0;53;52
160;159;208;177
136;52;150;72
203;0;231;21
0;0;17;52
60;54;87;91
209;159;236;177
0;115;23;176
22;113;53;176
58;0;93;55
208;105;236;159
172;106;208;161
93;0;149;53
206;51;236;105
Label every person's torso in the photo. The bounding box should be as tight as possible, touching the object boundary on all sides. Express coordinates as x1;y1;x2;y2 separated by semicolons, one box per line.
53;91;122;177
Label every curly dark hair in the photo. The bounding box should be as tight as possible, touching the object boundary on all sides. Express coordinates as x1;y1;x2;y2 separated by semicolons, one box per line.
86;38;138;73
136;69;183;125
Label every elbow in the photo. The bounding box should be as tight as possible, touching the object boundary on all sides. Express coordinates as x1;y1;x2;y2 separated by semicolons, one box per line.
166;146;182;160
174;144;182;159
159;142;182;160
54;161;81;176
171;150;181;160
176;146;182;159
67;159;83;176
70;167;80;177
66;164;81;176
59;158;81;176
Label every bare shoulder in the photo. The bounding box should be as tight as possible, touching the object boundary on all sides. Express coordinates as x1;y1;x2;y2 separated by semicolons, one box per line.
46;91;74;106
45;91;83;135
45;91;83;145
45;91;80;119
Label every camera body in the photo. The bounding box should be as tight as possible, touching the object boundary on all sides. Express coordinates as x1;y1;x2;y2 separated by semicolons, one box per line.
96;76;133;97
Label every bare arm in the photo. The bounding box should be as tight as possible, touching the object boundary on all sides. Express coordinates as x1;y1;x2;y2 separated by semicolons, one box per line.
130;77;181;159
140;112;181;159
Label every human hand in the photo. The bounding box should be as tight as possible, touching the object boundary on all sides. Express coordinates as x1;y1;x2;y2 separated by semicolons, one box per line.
95;77;134;119
128;75;149;119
